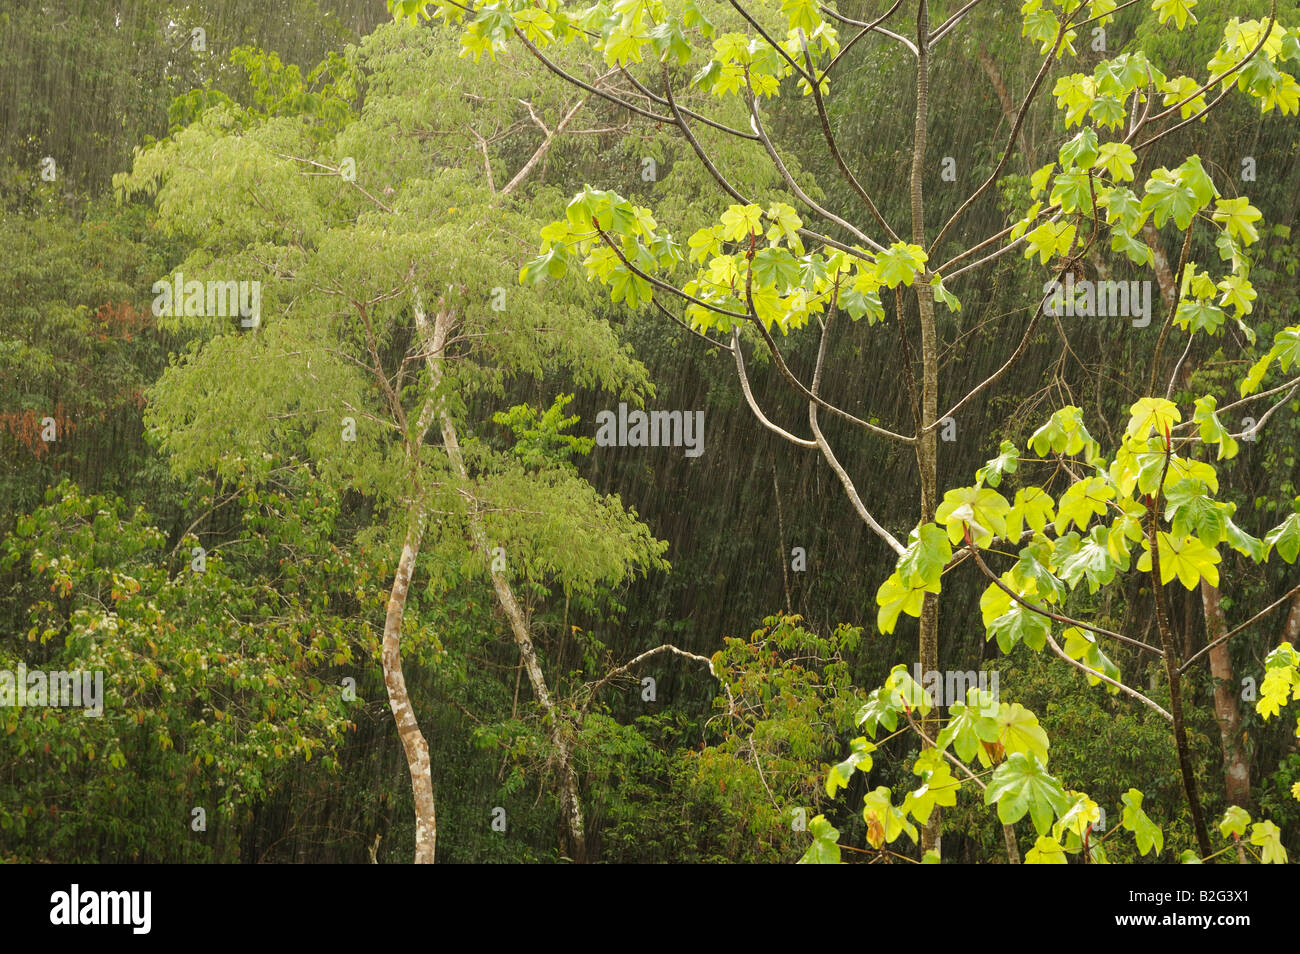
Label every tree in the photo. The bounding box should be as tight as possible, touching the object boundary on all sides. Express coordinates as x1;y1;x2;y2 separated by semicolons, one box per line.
418;0;1300;856
846;388;1300;862
116;24;678;861
0;203;174;529
0;476;363;862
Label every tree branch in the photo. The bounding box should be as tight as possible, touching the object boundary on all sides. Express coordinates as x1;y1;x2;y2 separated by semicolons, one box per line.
745;82;887;253
731;328;817;448
1180;579;1300;675
819;4;918;56
967;542;1161;653
928;19;1070;256
798;30;902;244
809;307;906;555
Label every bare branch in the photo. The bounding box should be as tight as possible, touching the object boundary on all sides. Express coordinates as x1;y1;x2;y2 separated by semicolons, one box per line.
937;203;1060;276
658;63;751;205
583;643;717;705
511;27;759;141
1181;580;1300;675
822;0;907;76
810;307;906;555
929;20;1070;256
732;328;818;448
729;0;813;84
931;259;1075;428
798;30;902;244
968;543;1162;654
652;297;735;352
1172;375;1300;427
1046;633;1172;721
745;83;887;253
592;223;748;320
1147;223;1196;396
501;92;589;195
511;28;680;128
738;267;914;443
931;0;987;44
464;124;496;194
1230;382;1299;440
819;4;918;56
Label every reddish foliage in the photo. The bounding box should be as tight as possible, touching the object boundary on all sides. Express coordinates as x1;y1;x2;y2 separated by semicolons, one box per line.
0;406;76;459
93;300;155;342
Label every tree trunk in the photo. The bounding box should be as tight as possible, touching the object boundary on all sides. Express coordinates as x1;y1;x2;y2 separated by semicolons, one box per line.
1144;224;1213;853
1200;581;1250;806
910;0;943;858
416;296;588;862
381;510;437;863
975;45;1033;167
377;297;455;865
1148;504;1212;857
476;544;588;862
439;401;588;862
1002;822;1020;864
1282;592;1300;645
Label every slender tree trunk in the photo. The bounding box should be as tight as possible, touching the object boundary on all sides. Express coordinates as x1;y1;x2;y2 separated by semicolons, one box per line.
377;302;453;865
910;0;943;858
1002;823;1020;864
376;289;458;864
1200;581;1250;806
381;509;437;863
439;402;588;862
773;465;792;615
1282;592;1300;644
473;540;587;862
415;297;588;862
1148;504;1213;856
1144;222;1176;297
975;45;1033;167
1144;222;1212;854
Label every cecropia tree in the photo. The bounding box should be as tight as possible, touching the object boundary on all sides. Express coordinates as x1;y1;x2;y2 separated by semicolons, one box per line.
390;0;1300;857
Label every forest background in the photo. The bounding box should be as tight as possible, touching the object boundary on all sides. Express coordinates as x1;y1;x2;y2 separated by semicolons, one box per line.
2;0;1299;864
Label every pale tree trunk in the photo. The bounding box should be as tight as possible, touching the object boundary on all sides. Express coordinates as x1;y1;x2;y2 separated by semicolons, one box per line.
1282;592;1300;645
1200;581;1250;806
910;0;943;858
1143;222;1176;296
377;303;453;864
472;534;587;862
374;93;594;863
415;296;588;862
381;510;437;863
